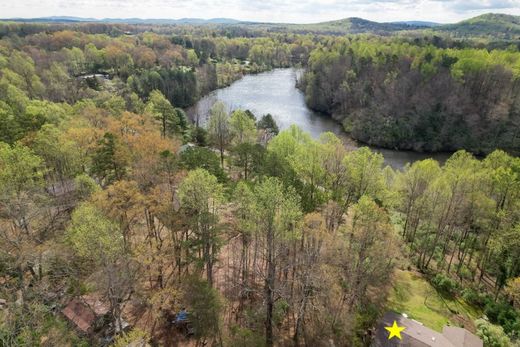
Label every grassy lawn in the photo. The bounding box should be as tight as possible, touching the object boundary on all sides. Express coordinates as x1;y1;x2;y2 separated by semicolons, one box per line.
387;269;482;332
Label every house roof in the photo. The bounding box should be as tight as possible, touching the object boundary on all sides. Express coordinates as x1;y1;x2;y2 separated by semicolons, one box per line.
443;327;483;347
61;296;110;333
372;312;482;347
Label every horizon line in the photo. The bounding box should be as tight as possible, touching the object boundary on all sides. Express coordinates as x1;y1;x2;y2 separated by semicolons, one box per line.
3;13;507;26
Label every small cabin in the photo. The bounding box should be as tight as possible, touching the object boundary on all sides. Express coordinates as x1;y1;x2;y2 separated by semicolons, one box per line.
61;295;110;334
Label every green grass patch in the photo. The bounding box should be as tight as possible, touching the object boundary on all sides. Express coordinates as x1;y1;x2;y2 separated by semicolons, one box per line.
387;269;482;332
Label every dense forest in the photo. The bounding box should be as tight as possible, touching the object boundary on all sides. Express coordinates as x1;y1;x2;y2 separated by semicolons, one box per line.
0;19;519;347
301;36;520;154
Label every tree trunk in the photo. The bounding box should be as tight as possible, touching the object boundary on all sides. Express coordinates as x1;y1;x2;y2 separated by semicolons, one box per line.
265;225;275;347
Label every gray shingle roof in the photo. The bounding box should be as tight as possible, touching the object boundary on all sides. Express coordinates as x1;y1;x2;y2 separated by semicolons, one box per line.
372;312;482;347
443;326;483;347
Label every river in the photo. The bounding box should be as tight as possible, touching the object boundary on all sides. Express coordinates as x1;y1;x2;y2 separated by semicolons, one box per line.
187;68;450;170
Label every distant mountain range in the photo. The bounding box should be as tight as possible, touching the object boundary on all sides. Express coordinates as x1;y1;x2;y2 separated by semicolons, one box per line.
1;16;243;25
2;13;519;38
391;21;440;27
0;16;440;27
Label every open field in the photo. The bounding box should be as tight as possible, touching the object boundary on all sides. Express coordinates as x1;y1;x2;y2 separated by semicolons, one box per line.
387;269;482;332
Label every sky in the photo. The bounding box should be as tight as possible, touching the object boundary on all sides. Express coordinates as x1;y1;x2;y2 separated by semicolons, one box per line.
2;0;520;24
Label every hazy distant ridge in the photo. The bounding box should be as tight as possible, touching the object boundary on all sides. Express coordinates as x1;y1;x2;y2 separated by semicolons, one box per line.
2;13;519;37
1;16;243;24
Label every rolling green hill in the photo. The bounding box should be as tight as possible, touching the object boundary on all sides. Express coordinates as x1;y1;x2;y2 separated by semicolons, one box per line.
3;13;520;38
250;13;520;38
435;13;520;38
285;17;424;34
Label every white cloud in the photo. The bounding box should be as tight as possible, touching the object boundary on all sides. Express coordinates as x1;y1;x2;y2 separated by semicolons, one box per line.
1;0;520;23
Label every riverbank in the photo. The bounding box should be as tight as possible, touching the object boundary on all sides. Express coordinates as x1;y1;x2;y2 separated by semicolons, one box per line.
188;68;451;169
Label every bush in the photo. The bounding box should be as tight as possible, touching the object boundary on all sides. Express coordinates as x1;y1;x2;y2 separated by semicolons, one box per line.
182;276;222;341
431;273;459;297
458;265;473;281
74;173;100;200
191;126;208;146
484;301;520;336
475;319;511;347
228;325;265;347
273;299;290;326
462;287;489;308
113;329;149;347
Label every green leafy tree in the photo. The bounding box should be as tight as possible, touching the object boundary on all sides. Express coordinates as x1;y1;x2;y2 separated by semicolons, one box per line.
91;132;128;186
207;102;230;168
253;177;301;347
231;143;265;180
73;173;100;201
506;277;520;309
0;101;20;144
145;90;179;137
229;109;257;145
265;125;310;192
191;126;208;146
289;138;326;211
0;143;44;302
178;169;224;286
180;147;227;182
67;202;123;263
0;142;44;198
257;114;279;135
8;51;44;98
183;276;223;345
342;147;387;207
33;124;81;183
67;202;135;333
395;159;442;244
333;196;396;327
475;319;511;347
257;113;279;143
233;181;256;298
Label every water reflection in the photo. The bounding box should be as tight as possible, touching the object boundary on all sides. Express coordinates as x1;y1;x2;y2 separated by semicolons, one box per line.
187;68;450;169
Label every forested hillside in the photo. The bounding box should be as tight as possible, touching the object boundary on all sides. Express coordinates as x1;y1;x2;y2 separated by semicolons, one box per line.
0;21;519;347
302;36;520;154
265;17;425;35
7;13;520;39
436;13;520;39
263;13;520;38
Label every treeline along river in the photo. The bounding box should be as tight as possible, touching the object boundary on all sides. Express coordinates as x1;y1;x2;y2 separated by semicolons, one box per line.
188;68;450;170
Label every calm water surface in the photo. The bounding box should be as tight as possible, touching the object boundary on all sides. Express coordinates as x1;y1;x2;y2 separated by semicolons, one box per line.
188;68;450;169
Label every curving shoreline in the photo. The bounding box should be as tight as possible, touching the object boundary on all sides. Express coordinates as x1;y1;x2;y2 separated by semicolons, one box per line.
188;68;451;169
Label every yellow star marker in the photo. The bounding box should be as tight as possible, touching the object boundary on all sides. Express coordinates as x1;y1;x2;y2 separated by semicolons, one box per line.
385;320;406;340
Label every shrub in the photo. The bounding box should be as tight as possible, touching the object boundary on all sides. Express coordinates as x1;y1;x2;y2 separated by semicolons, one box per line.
485;301;520;336
228;325;265;347
74;173;100;200
431;273;459;297
462;287;488;308
475;319;511;347
458;265;473;281
182;276;222;341
113;329;149;347
273;299;290;326
191;126;208;146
